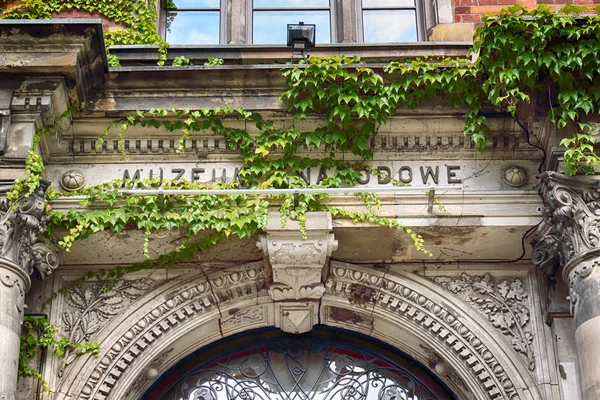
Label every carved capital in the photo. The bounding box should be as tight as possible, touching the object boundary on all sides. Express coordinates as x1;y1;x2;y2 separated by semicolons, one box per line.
258;212;338;303
0;179;57;278
532;171;600;279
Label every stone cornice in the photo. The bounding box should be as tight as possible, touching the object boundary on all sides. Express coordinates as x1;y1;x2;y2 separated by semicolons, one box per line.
0;19;107;104
110;42;472;66
532;171;600;278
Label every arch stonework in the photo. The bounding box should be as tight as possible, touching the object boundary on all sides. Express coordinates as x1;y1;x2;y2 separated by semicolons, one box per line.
54;261;543;400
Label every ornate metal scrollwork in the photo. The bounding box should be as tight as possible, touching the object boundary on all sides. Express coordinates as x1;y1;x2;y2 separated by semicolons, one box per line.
532;172;600;277
162;337;447;400
0;179;57;277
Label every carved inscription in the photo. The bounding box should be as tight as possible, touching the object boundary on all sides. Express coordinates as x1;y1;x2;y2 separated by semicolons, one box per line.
120;165;463;186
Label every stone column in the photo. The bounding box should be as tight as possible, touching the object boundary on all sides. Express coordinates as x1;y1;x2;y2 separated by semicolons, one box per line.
533;171;600;399
0;180;58;399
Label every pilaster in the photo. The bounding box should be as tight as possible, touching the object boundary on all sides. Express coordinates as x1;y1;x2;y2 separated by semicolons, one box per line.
0;77;66;399
533;171;600;399
0;181;57;399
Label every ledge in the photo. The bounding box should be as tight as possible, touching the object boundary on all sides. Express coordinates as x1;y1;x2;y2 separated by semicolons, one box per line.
0;19;107;102
110;42;473;66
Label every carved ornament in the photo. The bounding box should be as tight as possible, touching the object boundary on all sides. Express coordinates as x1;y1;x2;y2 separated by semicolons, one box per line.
326;264;525;400
0;179;58;279
60;278;155;368
257;212;338;303
532;171;600;278
72;264;266;400
433;273;535;371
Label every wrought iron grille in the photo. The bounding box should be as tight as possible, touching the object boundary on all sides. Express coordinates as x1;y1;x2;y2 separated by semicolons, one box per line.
162;337;450;400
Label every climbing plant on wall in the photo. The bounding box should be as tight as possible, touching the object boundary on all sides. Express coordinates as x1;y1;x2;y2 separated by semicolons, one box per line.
6;2;600;387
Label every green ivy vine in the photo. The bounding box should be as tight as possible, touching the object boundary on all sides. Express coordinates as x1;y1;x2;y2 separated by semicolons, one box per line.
19;316;99;394
7;3;600;388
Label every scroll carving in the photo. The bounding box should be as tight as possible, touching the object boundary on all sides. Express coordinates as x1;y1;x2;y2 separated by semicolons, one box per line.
532;171;600;277
433;273;535;371
0;179;57;277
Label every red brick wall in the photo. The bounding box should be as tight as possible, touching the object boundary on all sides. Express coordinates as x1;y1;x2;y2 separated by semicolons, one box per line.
0;2;124;31
454;0;599;23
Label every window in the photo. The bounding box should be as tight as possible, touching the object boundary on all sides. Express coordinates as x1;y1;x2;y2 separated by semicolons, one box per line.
359;0;421;43
143;328;456;399
251;0;334;44
164;0;225;44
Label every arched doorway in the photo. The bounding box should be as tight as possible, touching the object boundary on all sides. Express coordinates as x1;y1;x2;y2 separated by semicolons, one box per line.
142;326;456;399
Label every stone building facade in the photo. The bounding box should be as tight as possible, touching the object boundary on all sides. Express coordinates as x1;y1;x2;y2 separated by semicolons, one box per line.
0;1;598;399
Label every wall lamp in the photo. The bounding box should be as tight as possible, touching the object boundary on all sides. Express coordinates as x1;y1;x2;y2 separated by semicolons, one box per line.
287;21;315;63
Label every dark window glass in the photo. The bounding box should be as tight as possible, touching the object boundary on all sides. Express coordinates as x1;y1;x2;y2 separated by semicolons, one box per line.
143;328;457;400
252;1;331;44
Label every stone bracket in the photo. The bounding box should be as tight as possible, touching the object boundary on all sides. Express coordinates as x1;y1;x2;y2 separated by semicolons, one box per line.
257;212;338;333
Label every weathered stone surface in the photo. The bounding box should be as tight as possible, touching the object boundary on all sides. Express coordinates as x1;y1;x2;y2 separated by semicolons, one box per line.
428;23;474;41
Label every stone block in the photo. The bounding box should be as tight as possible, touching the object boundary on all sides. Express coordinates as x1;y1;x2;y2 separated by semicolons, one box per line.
428;23;474;42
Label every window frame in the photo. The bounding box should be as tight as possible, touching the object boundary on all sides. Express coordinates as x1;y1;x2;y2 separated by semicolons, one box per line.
246;0;338;44
161;0;227;45
356;0;426;43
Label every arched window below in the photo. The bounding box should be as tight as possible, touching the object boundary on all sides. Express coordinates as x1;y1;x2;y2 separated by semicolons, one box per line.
143;327;456;400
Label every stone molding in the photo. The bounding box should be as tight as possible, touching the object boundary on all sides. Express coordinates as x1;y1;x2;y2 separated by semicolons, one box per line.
57;263;267;400
324;262;542;400
54;261;543;400
0;180;57;281
532;171;600;278
68;131;533;157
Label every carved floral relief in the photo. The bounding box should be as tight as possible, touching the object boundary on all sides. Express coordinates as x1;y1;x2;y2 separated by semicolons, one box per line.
433;273;535;371
61;278;154;366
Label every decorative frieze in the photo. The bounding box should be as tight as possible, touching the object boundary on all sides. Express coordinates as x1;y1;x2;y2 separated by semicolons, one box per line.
433;273;535;371
68;132;533;156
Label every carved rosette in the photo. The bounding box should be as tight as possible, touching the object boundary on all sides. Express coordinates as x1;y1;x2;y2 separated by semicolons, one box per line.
0;179;58;280
532;172;600;278
257;212;338;302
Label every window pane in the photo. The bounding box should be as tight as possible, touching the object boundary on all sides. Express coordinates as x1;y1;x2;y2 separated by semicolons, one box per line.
253;11;330;44
363;0;414;6
254;0;329;7
171;0;220;7
363;10;417;42
166;11;220;44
